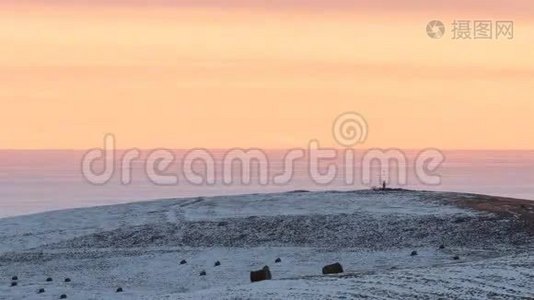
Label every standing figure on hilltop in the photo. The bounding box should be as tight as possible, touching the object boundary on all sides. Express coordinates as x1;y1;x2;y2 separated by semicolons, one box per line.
382;180;387;190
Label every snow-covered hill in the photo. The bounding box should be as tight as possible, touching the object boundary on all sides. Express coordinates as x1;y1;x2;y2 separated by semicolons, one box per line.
0;190;532;299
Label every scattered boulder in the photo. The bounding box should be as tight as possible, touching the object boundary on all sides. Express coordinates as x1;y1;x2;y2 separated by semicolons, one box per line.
214;261;221;267
322;262;344;275
453;255;460;260
64;278;71;283
410;251;418;256
11;276;18;281
180;260;187;265
116;287;123;293
10;281;17;287
199;270;206;276
275;258;282;263
59;294;67;299
439;244;445;249
38;288;45;294
250;266;272;282
453;217;468;223
46;277;53;282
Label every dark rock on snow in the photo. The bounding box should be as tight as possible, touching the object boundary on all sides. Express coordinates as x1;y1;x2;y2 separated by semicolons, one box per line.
250;266;272;282
322;262;344;275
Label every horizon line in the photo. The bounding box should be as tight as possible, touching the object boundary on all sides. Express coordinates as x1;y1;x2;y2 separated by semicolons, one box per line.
1;148;533;152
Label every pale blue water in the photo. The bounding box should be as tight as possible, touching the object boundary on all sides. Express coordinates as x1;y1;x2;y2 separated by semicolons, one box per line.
0;150;533;218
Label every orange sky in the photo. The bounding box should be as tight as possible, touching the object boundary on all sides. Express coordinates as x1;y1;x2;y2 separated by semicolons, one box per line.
0;1;533;149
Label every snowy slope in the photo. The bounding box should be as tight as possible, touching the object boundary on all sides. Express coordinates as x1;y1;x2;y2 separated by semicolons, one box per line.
0;190;532;299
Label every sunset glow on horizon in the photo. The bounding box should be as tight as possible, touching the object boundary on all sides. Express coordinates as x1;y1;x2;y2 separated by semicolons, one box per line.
1;1;533;150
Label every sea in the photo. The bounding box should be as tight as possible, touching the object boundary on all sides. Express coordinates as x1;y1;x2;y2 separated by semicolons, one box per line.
0;149;533;218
